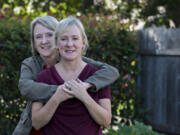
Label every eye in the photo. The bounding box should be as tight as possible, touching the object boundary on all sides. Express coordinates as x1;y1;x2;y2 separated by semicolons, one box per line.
60;37;67;41
47;33;53;37
73;37;78;40
35;35;42;39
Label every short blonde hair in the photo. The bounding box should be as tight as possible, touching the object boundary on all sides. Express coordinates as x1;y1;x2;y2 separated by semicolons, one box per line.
30;16;58;56
54;16;89;55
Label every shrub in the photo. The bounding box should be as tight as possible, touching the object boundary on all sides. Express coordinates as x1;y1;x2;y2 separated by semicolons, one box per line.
105;121;163;135
0;16;31;134
81;14;140;123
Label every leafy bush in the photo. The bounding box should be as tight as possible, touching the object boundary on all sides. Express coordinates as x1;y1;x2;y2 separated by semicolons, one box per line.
105;121;162;135
81;14;140;123
0;16;31;134
0;13;141;134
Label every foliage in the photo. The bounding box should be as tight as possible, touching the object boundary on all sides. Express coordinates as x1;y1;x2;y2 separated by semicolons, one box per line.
0;0;142;23
105;120;162;135
82;14;141;123
2;0;180;28
0;0;179;134
2;0;180;27
0;16;31;135
0;13;141;134
140;0;180;27
0;0;95;17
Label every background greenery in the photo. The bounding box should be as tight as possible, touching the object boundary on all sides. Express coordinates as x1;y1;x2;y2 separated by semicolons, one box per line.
0;13;141;135
1;0;178;134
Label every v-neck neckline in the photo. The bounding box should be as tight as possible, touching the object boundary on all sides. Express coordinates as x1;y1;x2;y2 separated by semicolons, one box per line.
52;64;89;83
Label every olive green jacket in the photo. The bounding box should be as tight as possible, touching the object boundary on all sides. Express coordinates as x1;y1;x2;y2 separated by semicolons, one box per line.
12;56;119;135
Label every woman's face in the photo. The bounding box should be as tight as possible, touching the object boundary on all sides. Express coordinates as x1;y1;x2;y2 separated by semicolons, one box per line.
57;25;85;61
34;23;54;57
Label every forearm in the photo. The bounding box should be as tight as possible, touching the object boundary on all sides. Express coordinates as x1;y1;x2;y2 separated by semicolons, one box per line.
19;79;57;101
32;93;63;130
81;95;111;127
82;56;119;91
64;80;111;127
19;60;58;101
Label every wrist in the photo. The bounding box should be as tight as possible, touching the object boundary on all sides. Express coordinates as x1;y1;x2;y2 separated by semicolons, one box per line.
53;91;64;104
81;93;92;105
80;92;90;103
52;95;61;105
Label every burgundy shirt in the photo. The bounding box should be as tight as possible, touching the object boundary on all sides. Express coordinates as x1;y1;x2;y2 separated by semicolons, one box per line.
36;64;111;135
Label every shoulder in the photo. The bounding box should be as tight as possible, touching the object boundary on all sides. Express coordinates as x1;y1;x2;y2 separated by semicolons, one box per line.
85;64;100;76
86;64;111;98
21;56;44;73
79;64;100;80
22;56;39;65
86;64;99;73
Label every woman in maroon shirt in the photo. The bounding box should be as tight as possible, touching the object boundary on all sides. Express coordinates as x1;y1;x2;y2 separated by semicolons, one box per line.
31;16;112;135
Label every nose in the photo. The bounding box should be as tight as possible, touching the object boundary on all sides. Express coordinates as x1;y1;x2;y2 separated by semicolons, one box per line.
42;36;48;44
66;39;73;47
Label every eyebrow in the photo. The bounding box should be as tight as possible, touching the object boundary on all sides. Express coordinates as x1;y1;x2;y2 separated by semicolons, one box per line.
61;34;79;37
35;31;53;35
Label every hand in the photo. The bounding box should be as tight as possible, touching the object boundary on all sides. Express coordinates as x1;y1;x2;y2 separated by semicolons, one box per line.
64;79;88;101
55;84;73;103
81;82;92;89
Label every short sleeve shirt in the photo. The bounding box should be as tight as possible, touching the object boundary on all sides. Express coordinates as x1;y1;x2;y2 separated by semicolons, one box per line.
36;64;111;135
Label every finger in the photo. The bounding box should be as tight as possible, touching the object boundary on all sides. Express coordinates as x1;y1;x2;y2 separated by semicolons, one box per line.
65;80;78;90
62;85;70;92
65;80;76;86
64;82;71;90
63;87;74;95
57;84;64;90
76;79;84;85
76;78;81;83
69;80;84;89
66;79;76;83
66;80;78;88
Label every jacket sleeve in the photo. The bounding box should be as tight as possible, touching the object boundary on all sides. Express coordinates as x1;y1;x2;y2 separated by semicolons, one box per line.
82;56;119;92
18;58;58;102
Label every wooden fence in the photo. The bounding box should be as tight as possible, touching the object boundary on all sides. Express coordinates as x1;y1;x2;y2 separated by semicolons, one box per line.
139;26;180;135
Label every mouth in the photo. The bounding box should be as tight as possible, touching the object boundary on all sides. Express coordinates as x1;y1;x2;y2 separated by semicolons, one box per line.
65;50;75;53
41;46;51;50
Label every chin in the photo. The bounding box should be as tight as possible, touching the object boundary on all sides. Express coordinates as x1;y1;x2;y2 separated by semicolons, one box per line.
41;52;52;57
64;58;76;61
62;55;77;61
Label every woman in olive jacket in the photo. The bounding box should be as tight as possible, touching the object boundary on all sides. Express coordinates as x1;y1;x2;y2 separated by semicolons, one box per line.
12;16;119;135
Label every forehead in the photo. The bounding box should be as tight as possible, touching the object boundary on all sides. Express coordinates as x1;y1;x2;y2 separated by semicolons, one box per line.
60;25;81;36
34;23;53;33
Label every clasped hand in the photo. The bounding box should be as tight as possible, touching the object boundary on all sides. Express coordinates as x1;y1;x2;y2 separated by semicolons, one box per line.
64;79;89;101
56;79;88;102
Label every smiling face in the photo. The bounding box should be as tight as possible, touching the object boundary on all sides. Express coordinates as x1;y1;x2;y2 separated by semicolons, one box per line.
56;25;85;61
33;23;54;57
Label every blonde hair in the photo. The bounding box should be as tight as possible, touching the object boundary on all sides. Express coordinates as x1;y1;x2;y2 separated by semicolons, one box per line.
30;16;58;56
53;16;89;55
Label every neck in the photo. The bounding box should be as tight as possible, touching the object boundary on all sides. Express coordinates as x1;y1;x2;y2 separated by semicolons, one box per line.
60;57;84;71
41;55;57;68
55;57;86;81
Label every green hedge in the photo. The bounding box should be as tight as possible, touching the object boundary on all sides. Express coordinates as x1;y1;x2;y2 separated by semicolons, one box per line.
0;14;143;134
0;17;31;135
106;121;162;135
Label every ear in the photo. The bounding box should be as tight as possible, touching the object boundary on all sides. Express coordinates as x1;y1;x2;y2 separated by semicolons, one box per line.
82;46;84;51
82;42;86;50
83;37;86;45
82;38;86;47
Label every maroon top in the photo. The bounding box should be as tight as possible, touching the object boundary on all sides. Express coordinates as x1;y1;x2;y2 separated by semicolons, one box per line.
36;64;111;135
